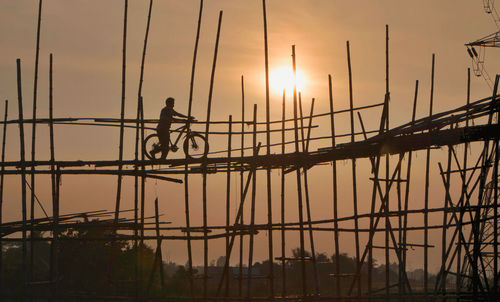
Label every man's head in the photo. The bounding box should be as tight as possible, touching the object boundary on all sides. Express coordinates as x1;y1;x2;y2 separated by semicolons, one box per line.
165;97;175;107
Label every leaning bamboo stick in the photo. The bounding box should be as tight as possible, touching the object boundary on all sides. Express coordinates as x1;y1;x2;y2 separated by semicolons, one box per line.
424;54;436;298
291;45;307;298
246;104;258;301
48;53;59;299
280;88;287;298
202;10;223;299
239;75;245;298
29;0;43;284
261;2;275;297
225;115;232;297
328;75;341;299
346;40;361;297
16;58;28;297
0;100;8;295
114;0;128;225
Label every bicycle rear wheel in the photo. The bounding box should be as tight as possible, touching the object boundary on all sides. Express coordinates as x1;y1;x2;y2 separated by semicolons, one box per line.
183;132;209;160
144;134;162;160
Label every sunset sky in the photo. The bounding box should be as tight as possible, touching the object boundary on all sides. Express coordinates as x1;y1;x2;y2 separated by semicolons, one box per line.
0;0;499;271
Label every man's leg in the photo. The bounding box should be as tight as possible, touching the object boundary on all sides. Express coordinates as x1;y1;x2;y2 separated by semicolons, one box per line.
158;130;170;160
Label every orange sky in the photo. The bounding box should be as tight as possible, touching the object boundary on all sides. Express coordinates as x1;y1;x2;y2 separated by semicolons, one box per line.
0;0;499;271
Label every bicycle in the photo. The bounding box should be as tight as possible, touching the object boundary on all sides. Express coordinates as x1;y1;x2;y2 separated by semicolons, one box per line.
143;121;209;160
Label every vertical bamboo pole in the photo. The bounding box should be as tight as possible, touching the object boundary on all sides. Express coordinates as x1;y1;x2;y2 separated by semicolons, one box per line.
492;74;499;294
134;96;140;298
328;75;341;299
203;11;223;299
457;69;470;298
136;1;153;295
261;1;275;298
139;96;145;297
48;53;59;299
384;25;390;301
440;138;453;297
225;115;232;297
280;88;287;298
16;58;28;298
291;45;307;298
239;75;245;298
346;40;361;296
154;197;164;291
30;1;43;283
300;98;320;299
184;0;203;293
402;80;419;296
424;53;435;299
114;0;128;224
246;104;258;301
0;100;8;295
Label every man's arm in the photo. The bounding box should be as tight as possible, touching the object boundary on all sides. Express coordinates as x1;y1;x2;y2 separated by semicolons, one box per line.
172;110;188;119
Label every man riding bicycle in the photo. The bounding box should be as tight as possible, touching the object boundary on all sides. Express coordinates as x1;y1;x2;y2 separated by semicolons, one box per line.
156;97;194;159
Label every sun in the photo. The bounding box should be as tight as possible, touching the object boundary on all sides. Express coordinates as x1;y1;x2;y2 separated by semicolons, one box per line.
269;66;306;97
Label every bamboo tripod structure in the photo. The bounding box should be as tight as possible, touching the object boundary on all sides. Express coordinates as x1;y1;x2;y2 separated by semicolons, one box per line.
1;1;500;301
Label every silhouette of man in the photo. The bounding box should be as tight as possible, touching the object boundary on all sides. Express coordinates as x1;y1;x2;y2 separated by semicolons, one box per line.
156;97;192;159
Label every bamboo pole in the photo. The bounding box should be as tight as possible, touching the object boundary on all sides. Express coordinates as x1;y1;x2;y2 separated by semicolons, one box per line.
299;98;320;299
280;88;286;298
291;45;307;298
30;0;43;283
16;58;28;298
136;0;153;294
184;0;204;293
202;11;222;298
346;40;361;296
155;197;165;291
457;68;471;299
384;25;390;301
328;75;341;299
0;100;8;295
225;115;232;297
48;53;59;300
261;2;275;298
114;0;128;224
246;104;258;301
424;54;435;298
239;75;245;298
402;80;419;297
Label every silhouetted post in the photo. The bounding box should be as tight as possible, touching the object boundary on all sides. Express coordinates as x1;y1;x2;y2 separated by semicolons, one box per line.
114;0;128;228
225;115;232;297
384;25;390;301
0;100;8;296
292;45;307;298
328;75;341;299
346;40;361;296
154;197;164;291
280;88;287;298
184;0;203;294
48;53;59;299
246;104;258;301
261;1;275;297
457;69;470;299
202;10;223;299
239;75;245;298
299;98;320;300
440;134;453;297
402;80;419;297
493;75;499;296
424;54;435;299
30;1;43;283
16;58;28;299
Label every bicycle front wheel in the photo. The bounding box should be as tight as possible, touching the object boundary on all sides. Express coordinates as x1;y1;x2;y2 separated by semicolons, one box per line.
183;132;209;160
